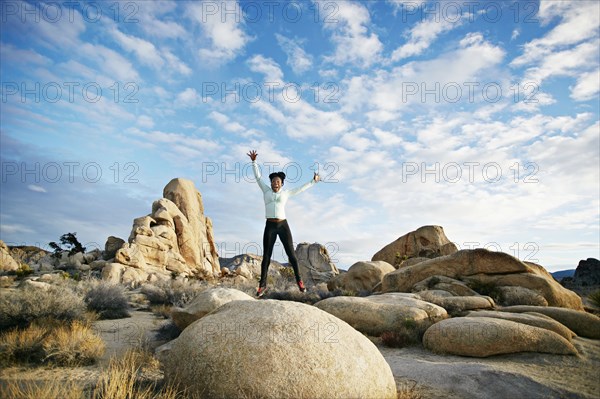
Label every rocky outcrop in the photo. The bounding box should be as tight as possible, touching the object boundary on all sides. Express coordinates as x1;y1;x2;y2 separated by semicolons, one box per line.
103;236;125;260
572;258;600;286
107;178;220;284
465;310;576;340
158;300;397;398
296;242;339;286
372;226;458;267
314;293;447;336
417;292;495;313
423;317;578;357
499;306;600;339
382;248;583;310
0;240;19;272
327;260;395;292
171;288;255;330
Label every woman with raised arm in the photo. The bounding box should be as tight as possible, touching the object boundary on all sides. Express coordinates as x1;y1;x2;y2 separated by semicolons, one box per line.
247;149;320;297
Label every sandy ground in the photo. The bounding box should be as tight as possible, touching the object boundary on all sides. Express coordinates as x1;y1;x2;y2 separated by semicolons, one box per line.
1;308;599;398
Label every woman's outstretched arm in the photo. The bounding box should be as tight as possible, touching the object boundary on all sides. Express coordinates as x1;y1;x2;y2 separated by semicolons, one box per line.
247;150;270;192
288;172;320;197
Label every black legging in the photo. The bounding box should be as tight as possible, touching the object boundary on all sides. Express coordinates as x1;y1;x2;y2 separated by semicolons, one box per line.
259;219;302;287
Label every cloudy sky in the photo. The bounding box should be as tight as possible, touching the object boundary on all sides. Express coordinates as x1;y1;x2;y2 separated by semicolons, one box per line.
1;0;598;272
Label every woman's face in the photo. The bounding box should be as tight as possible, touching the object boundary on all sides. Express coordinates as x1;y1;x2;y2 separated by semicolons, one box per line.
270;177;282;192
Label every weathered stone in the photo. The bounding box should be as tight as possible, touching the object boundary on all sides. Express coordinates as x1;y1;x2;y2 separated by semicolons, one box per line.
0;240;19;272
115;243;147;269
499;306;600;339
497;286;548;306
382;249;583;310
417;292;495;313
315;293;447;336
171;288;255;330
423;317;578;357
158;300;397;398
413;275;478;296
104;236;125;260
296;242;339;286
372;225;458;266
465;310;576;340
327;260;395;292
102;263;125;284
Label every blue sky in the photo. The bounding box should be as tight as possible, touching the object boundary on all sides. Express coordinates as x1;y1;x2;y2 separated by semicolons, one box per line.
1;0;598;272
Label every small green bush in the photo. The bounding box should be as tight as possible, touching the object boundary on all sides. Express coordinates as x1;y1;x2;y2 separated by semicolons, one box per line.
84;280;130;319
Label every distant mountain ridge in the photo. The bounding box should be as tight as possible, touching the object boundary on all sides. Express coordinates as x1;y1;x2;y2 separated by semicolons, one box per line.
551;269;576;281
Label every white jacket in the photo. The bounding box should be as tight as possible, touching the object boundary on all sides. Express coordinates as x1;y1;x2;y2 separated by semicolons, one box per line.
252;160;315;219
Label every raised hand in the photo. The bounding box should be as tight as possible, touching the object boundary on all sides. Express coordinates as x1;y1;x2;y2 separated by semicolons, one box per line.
313;172;320;182
247;150;258;161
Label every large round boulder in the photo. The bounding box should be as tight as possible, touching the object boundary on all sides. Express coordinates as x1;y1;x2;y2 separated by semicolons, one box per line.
170;287;255;330
423;317;578;357
314;293;447;336
327;260;395;293
158;300;397;398
465;310;575;340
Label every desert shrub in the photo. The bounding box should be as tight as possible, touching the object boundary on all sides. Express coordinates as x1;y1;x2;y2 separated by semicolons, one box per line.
48;232;86;259
396;380;424;399
0;379;83;399
142;279;208;307
588;290;600;308
0;320;104;367
15;263;34;279
380;319;432;349
151;304;172;319
279;266;296;281
0;286;86;332
83;280;130;319
466;280;501;301
92;348;182;399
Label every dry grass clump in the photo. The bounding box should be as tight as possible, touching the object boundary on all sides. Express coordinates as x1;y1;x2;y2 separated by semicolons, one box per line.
91;348;182;399
81;280;131;319
141;279;208;307
0;320;104;367
396;380;424;399
0;286;87;331
0;378;84;399
380;319;432;349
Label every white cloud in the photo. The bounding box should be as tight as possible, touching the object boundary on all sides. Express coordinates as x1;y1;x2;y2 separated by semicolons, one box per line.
247;55;284;84
187;1;251;66
391;16;463;61
127;127;220;159
0;43;51;65
175;88;200;107
323;1;383;67
27;185;47;193
570;68;600;101
208;111;246;134
136;1;187;39
275;34;313;74
137;115;155;129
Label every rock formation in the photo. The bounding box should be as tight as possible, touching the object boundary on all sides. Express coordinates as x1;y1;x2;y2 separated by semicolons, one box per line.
106;178;220;284
296;242;339;285
0;240;19;272
372;225;458;267
158;300;397;398
382;248;584;310
327;260;395;292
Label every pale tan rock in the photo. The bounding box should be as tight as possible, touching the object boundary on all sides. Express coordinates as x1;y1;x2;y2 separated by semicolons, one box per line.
171;288;255;330
122;268;149;287
158;300;397;398
163;178;220;279
465;310;576;340
417;292;495;312
0;240;19;272
372;225;458;266
499;306;600;339
102;263;125;284
296;242;339;286
328;260;395;292
115;243;147;269
382;249;583;310
314;293;447;336
423;317;578;357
